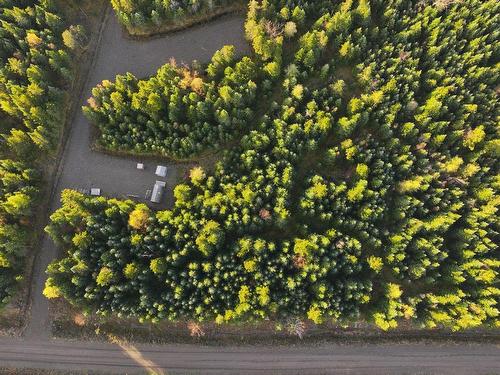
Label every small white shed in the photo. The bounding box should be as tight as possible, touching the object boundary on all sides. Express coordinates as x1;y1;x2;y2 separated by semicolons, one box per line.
90;188;101;196
155;165;167;177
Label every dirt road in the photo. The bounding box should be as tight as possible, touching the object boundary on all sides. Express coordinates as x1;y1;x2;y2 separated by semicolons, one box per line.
24;7;249;339
1;338;498;374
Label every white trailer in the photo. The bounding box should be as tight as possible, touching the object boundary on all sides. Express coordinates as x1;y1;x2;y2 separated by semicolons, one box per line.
150;181;166;203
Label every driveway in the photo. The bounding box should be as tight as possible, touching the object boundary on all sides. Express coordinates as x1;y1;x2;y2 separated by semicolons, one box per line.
25;7;249;339
58;9;250;205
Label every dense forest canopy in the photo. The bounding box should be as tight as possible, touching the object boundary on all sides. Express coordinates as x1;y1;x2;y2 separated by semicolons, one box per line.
46;0;499;331
0;0;79;304
84;48;263;158
111;0;243;33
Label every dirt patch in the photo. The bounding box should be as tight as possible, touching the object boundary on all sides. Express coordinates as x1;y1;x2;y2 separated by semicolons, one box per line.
51;300;500;346
0;306;22;336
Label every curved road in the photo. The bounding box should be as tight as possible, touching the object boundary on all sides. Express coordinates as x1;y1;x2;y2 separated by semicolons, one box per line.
25;7;249;339
1;338;499;374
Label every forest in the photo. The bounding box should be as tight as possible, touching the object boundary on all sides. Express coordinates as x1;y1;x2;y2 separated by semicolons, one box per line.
46;0;499;331
84;46;264;158
0;0;81;304
111;0;244;34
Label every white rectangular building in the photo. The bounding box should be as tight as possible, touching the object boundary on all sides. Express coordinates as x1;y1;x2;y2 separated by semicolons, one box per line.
150;181;166;203
155;165;167;177
90;188;101;196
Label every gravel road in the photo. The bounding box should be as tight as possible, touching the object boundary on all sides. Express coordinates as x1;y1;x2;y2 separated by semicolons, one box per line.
24;7;249;339
1;338;499;374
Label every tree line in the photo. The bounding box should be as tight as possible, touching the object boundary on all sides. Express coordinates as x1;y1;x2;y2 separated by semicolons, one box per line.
111;0;243;34
84;46;266;159
0;0;82;304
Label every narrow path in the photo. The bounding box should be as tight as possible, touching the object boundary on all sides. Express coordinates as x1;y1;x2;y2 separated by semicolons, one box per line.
1;338;499;374
25;8;249;339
